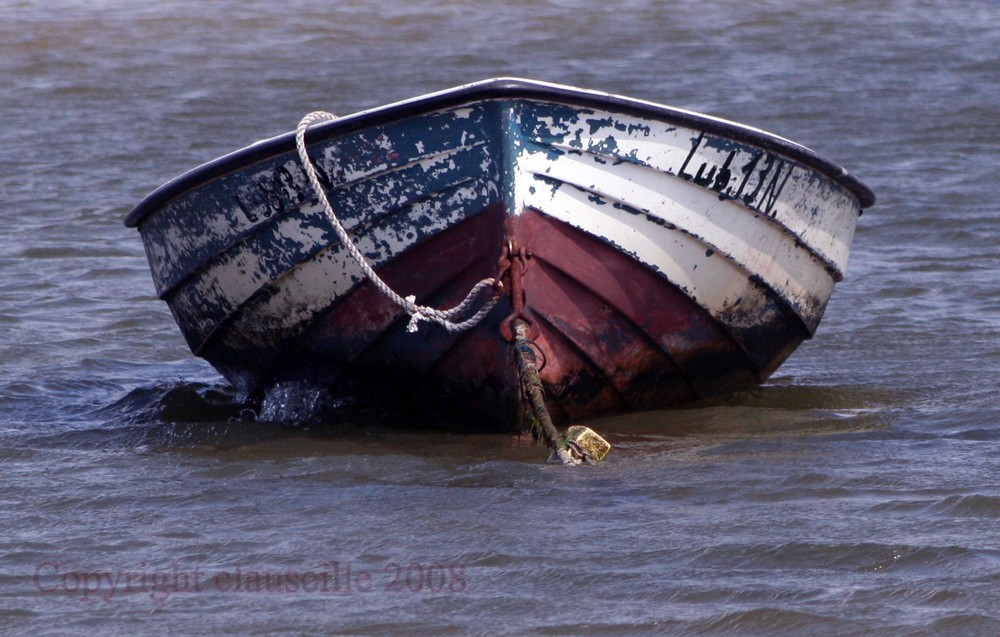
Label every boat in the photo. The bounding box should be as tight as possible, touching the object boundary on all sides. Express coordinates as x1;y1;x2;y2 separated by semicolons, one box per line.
125;78;875;434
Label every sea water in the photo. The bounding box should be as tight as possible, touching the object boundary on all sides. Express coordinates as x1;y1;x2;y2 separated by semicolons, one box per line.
2;0;999;633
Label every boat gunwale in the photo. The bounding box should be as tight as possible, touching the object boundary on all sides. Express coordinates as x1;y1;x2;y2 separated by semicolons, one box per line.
124;78;875;228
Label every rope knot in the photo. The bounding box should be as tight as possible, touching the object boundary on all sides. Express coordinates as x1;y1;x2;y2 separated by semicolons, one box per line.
405;295;431;333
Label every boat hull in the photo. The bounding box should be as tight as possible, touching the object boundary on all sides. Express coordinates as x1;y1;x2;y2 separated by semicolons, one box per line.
126;79;874;431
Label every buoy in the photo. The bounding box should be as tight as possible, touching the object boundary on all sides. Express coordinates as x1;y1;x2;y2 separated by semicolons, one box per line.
564;425;611;463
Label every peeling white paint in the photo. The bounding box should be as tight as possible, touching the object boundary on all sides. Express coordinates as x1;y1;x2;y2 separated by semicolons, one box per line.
135;84;866;385
516;147;834;330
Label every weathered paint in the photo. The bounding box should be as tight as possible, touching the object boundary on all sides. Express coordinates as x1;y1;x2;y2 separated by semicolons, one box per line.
126;78;873;431
510;101;850;336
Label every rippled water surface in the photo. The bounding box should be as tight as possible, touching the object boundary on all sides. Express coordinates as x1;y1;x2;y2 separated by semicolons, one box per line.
2;1;999;634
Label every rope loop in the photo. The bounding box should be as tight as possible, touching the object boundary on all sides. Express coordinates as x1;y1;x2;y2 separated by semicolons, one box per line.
295;112;500;333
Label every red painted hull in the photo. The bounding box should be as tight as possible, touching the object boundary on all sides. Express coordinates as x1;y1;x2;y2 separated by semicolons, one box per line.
205;204;805;432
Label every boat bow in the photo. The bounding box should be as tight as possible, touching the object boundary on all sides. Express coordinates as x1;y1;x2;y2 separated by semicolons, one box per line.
125;78;874;430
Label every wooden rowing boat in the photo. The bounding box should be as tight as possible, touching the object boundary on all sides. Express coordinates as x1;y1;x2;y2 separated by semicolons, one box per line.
125;78;874;432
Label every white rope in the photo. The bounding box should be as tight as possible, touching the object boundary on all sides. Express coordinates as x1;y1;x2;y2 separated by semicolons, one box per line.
295;111;500;333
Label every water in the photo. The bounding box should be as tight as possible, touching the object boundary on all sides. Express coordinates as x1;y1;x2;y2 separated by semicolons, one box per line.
2;0;999;633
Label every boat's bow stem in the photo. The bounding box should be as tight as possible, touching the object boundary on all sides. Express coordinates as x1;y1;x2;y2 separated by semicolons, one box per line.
500;243;610;464
497;241;536;342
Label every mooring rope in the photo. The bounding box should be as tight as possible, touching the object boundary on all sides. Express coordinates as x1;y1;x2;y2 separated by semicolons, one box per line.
513;322;581;465
295;111;500;333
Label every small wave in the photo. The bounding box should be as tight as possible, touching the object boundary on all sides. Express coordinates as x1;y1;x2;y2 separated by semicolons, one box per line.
866;492;1000;520
25;379;434;452
691;607;851;635
928;494;1000;519
91;381;250;427
25;381;283;450
17;246;134;259
924;613;1000;634
257;380;345;424
951;428;1000;442
694;541;989;575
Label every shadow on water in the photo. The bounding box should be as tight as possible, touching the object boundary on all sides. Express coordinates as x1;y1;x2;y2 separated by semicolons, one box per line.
587;379;905;458
26;376;904;463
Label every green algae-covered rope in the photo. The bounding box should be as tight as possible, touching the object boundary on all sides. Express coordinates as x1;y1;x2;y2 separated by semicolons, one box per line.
513;322;580;465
